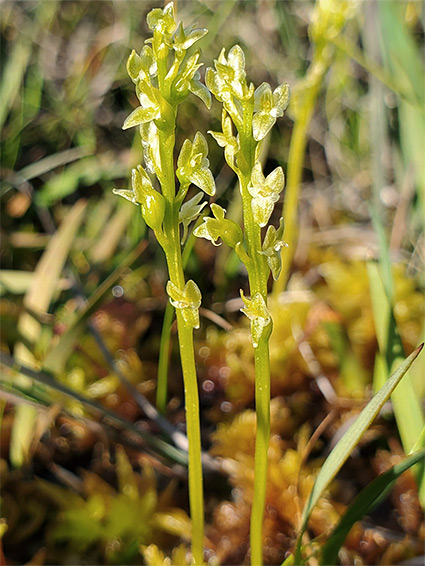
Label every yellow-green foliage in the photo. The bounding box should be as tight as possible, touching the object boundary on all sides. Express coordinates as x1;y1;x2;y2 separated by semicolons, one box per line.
37;446;190;564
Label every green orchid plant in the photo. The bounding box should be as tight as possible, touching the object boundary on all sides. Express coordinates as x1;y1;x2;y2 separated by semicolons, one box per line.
116;4;290;564
194;45;290;565
114;3;214;564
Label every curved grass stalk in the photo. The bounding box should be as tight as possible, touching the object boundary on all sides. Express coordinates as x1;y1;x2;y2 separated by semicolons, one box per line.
273;0;356;297
273;73;322;296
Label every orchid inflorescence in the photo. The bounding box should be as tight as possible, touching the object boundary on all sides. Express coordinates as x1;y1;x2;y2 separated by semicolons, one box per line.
115;2;290;341
115;3;290;563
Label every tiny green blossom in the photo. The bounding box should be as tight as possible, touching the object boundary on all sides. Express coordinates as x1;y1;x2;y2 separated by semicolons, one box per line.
172;21;208;53
208;109;239;171
205;45;254;124
171;50;211;108
193;203;243;248
166;279;202;329
147;2;176;38
132;167;165;231
248;162;285;227
179;192;207;243
253;82;290;141
113;165;165;232
259;218;287;280
127;46;157;84
177;132;216;196
240;291;272;348
123;78;174;131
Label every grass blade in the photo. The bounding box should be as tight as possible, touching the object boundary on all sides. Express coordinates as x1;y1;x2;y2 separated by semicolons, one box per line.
10;200;87;467
0;352;187;466
320;448;425;565
296;343;423;559
0;41;31;130
367;260;425;452
16;200;87;361
42;240;147;374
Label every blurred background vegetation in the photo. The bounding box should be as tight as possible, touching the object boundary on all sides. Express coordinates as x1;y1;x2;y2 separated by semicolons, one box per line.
0;1;424;564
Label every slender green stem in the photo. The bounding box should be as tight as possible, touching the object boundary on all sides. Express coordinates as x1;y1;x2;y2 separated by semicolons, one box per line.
156;227;201;415
238;105;271;566
157;122;205;565
175;312;204;565
250;336;271;566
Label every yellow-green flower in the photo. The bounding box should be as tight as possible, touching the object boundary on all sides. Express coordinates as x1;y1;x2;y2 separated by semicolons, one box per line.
177;132;216;196
193;203;243;248
259;218;287;280
248;162;285;227
240;291;272;348
166;280;202;329
208;109;240;171
253;82;290;141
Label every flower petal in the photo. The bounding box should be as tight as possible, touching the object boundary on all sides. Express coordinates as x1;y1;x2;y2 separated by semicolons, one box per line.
265;166;284;195
227;45;246;77
190;168;216;196
123;106;158;130
254;82;273;111
193;220;221;246
188;79;212;109
272;82;290;117
252;111;276;141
